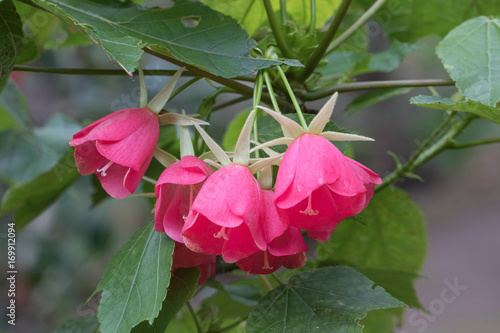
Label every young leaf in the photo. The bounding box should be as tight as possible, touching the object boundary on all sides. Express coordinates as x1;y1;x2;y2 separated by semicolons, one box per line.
31;0;300;77
94;219;175;333
0;0;23;93
411;95;500;125
246;266;406;333
0;148;80;229
436;16;500;106
131;267;200;333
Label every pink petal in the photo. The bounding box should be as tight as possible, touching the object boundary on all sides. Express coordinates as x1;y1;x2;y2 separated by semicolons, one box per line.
347;157;382;185
268;227;308;257
306;229;334;242
123;156;153;194
96;163;132;199
155;184;190;242
182;211;224;255
172;242;216;268
96;111;159;171
221;224;260;263
69;109;128;146
157;156;213;186
73;142;107;175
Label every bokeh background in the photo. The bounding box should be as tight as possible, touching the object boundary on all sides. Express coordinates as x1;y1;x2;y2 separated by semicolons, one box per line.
1;5;499;333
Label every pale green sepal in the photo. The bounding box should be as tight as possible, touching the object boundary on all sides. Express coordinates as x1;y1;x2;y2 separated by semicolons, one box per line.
257;106;304;138
180;125;195;158
250;140;281;157
258;166;273;190
308;92;338;134
233;110;255;166
203;158;223;169
249;137;295;153
138;65;148;107
192;122;231;167
249;154;284;175
147;67;185;113
153;147;178;167
158;113;209;126
321;131;374;142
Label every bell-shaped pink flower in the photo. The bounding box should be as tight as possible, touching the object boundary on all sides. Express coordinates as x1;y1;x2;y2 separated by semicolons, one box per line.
154;156;214;242
236;226;308;274
275;133;381;239
171;242;216;285
70;107;159;199
182;164;265;262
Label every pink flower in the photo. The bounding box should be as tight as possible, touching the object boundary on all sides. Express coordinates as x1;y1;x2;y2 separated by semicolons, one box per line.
70;107;159;199
154;156;214;242
172;242;216;285
236;226;308;274
275;133;381;240
182;164;274;263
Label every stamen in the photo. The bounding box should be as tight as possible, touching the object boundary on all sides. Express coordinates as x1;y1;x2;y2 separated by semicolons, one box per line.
213;226;229;240
97;160;114;177
262;251;273;270
300;194;319;216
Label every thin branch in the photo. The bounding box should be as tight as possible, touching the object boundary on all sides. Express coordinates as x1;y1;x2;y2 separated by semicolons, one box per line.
212;96;250;112
304;79;455;100
258;274;274;291
186;302;203;333
264;0;295;59
300;0;353;79
13;65;197;77
449;137;500;149
326;0;388;55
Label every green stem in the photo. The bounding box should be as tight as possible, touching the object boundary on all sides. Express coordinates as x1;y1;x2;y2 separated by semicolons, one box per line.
277;66;308;129
301;0;353;79
169;76;202;101
263;70;281;113
449;137;500;149
264;0;295;59
186;302;203;333
326;0;387;55
305;79;455;100
308;0;316;35
13;65;196;77
271;273;285;285
280;0;287;23
259;274;274;291
377;113;476;192
253;72;264;159
212;96;250;112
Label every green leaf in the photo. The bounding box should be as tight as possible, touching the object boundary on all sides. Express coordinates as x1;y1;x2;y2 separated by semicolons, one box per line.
52;316;99;333
357;268;423;310
0;148;81;229
316;187;427;273
94;219;175;333
204;0;341;36
131;267;200;333
257;113;352;153
411;95;500;125
0;114;81;184
358;0;499;42
0;0;23;92
32;0;300;78
223;109;251;150
246;266;406;333
436;16;500;106
0;79;29;131
344;87;414;116
360;308;404;333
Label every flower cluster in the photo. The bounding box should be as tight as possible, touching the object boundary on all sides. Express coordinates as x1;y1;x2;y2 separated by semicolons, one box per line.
70;70;380;282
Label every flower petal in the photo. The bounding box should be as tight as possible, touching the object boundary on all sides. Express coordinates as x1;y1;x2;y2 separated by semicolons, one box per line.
74;142;107;175
157;156;213;186
96;163;132;199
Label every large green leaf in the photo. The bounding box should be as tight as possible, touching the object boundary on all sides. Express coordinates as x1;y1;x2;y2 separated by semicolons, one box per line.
316;187;427;273
32;0;300;77
204;0;341;36
94;219;175;333
358;0;499;42
0;0;23;92
436;16;500;106
246;266;406;333
411;95;500;125
131;267;200;333
0;80;30;131
0;149;81;229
